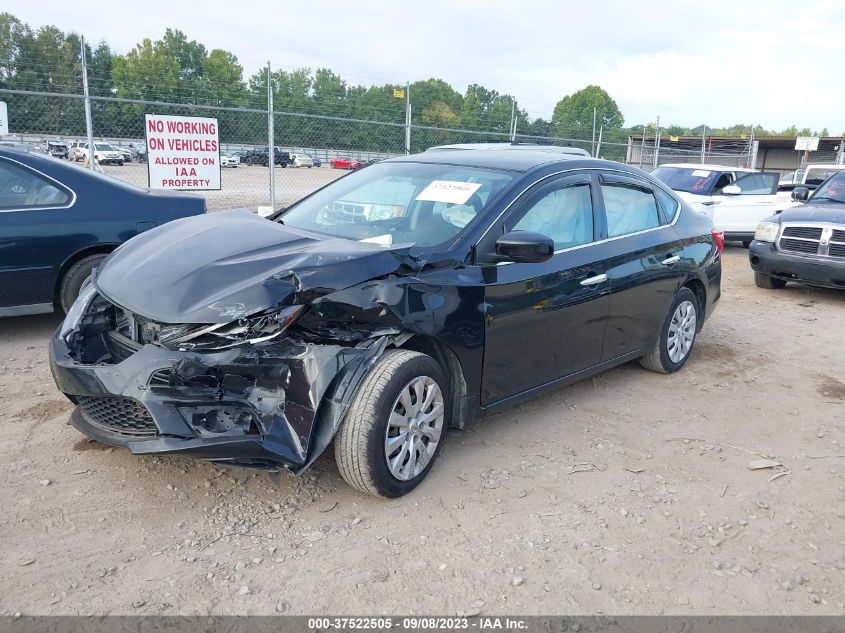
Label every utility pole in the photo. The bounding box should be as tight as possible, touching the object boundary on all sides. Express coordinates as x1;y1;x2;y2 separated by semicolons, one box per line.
595;125;603;158
591;107;597;156
700;125;706;163
653;116;661;169
404;82;411;155
267;62;275;211
80;36;95;171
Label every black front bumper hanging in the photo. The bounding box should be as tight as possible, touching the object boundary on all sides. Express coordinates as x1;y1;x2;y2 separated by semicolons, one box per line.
49;330;389;471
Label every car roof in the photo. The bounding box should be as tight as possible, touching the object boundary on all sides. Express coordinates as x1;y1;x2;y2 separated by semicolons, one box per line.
388;148;613;173
658;163;755;172
427;142;590;157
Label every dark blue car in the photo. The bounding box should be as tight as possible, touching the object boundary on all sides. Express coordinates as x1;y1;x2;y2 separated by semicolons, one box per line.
0;146;205;316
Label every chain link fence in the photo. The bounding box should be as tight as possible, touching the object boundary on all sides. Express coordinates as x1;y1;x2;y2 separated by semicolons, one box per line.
0;86;751;211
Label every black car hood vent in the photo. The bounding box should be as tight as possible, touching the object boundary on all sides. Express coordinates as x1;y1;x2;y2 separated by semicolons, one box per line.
95;209;416;324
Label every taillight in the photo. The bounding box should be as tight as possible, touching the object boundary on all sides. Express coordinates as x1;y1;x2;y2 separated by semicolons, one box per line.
711;229;725;254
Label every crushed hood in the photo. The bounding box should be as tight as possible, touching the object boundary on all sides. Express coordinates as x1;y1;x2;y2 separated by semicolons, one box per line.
95;209;415;324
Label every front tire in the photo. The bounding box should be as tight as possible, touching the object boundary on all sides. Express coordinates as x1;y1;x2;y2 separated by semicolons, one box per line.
334;350;449;498
640;287;700;374
59;254;107;313
754;272;787;289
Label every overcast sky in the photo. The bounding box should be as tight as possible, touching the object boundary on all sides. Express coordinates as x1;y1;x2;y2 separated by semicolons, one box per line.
8;0;844;131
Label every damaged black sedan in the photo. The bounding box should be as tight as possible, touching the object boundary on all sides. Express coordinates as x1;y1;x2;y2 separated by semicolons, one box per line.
50;149;721;497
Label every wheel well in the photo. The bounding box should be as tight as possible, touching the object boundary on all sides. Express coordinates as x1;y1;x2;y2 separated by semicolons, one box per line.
399;336;470;430
53;245;117;305
683;278;707;329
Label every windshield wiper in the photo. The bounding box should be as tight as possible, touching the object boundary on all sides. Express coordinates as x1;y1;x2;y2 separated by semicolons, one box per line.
811;196;845;204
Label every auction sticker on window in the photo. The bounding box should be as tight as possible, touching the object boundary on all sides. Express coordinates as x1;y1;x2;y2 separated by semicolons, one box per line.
416;180;481;205
145;114;221;191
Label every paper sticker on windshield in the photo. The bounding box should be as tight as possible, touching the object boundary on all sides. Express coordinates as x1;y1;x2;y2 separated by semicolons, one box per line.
416;180;482;205
691;169;711;177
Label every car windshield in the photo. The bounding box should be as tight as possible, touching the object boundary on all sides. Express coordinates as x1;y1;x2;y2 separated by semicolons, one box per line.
652;167;723;194
811;171;845;203
95;143;115;151
280;161;516;247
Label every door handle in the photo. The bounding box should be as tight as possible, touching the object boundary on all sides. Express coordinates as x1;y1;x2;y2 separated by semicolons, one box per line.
580;273;608;287
661;255;680;266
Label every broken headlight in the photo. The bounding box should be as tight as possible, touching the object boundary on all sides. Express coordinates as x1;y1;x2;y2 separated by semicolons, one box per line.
158;305;305;351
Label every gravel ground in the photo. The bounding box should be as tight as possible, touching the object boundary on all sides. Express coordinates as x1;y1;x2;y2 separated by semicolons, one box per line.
0;248;843;616
98;161;344;211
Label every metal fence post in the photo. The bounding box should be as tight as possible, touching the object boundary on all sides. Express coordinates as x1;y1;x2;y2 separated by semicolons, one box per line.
80;36;95;170
652;116;661;168
700;125;706;163
591;107;596;157
838;138;845;165
639;125;646;168
510;98;516;142
404;82;411;155
267;61;275;210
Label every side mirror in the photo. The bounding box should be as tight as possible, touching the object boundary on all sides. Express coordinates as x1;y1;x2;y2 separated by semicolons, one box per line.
792;187;810;202
722;185;742;196
495;231;554;264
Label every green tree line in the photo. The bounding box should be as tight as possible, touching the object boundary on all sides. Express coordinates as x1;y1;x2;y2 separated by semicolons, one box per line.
0;11;837;154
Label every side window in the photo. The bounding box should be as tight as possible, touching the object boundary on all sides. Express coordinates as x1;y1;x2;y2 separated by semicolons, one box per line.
0;159;72;210
509;184;593;250
601;183;660;238
654;188;679;224
733;172;777;195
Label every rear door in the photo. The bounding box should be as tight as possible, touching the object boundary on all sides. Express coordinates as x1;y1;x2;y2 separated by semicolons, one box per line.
712;171;779;237
597;173;688;361
481;173;611;404
0;157;74;311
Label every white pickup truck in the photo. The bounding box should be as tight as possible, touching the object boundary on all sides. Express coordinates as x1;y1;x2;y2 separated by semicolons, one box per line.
652;163;782;245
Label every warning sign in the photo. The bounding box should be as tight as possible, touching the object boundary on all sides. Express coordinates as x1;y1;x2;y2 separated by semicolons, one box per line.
145;114;220;190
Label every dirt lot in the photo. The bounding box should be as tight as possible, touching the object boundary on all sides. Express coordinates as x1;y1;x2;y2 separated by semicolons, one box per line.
98;161;344;211
0;248;843;616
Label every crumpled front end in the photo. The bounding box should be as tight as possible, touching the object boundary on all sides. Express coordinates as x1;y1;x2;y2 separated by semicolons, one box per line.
49;289;392;471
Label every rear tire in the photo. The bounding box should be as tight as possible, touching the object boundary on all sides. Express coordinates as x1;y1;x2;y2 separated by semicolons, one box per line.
334;350;449;498
59;254;107;313
640;287;700;374
754;272;786;289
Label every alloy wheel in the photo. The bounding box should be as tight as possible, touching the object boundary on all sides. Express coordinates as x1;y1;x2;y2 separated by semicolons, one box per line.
384;376;444;481
667;300;697;364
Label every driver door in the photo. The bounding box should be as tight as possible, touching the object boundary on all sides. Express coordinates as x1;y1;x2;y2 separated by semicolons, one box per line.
712;171;779;238
480;174;611;405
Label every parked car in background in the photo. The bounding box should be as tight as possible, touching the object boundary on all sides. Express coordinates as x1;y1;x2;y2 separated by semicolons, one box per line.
652;163;780;246
291;153;315;168
80;142;125;166
750;170;845;290
0;145;205;317
242;147;293;167
330;157;363;170
50;149;721;497
40;139;69;159
115;146;133;163
128;142;147;163
68;141;86;162
220;153;240;168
